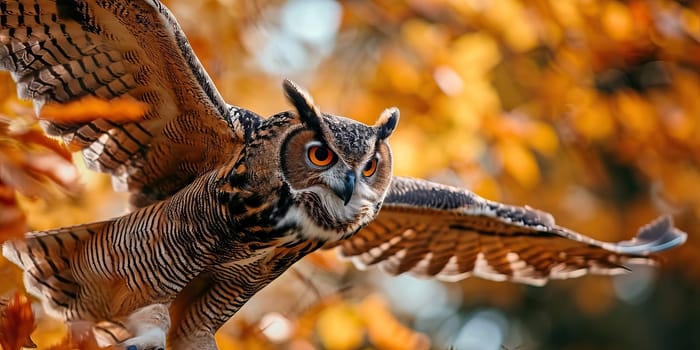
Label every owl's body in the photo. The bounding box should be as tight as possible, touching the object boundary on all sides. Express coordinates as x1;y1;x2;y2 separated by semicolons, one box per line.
0;0;687;349
6;101;397;347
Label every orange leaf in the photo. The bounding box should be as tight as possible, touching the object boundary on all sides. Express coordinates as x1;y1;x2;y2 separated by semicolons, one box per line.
0;292;36;350
45;324;103;350
0;146;81;198
13;127;72;162
0;117;80;199
316;301;364;350
359;295;430;350
304;250;347;273
0;181;27;242
39;96;148;124
496;139;540;189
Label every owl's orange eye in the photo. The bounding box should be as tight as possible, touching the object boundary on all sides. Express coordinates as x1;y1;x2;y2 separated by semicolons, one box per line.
307;145;335;168
362;158;378;177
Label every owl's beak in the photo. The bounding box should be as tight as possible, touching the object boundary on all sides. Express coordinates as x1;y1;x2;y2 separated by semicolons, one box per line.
333;171;356;205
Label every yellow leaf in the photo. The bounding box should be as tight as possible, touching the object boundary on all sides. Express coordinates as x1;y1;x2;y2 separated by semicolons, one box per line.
316;302;364;350
602;1;634;41
496;139;540;188
549;0;583;29
470;173;502;201
383;51;423;95
401;19;448;61
527;121;559;156
8;124;72;162
359;295;430;350
573;98;615;141
450;33;501;77
681;8;700;38
616;92;656;136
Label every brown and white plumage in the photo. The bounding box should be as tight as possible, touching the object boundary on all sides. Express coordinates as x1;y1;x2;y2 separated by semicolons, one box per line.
335;177;685;286
0;0;243;207
0;1;686;349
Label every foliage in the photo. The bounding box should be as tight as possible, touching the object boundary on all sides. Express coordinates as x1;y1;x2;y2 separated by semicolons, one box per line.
1;0;699;349
0;293;35;350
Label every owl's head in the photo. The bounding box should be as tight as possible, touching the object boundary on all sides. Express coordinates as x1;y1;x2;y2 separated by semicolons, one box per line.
276;80;399;242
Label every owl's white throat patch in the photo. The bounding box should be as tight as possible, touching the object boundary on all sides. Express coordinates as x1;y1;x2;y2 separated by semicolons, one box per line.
276;185;377;242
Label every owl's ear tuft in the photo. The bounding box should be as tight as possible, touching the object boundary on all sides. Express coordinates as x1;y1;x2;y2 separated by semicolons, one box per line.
283;79;322;130
375;107;400;140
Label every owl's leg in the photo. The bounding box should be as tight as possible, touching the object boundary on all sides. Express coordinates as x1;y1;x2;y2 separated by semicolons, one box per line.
167;275;255;350
103;303;170;350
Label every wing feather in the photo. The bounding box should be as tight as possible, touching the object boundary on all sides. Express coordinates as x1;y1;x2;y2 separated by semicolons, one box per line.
0;0;250;207
337;177;687;285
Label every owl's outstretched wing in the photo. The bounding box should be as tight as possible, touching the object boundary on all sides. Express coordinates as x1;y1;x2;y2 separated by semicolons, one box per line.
337;177;686;285
0;0;253;207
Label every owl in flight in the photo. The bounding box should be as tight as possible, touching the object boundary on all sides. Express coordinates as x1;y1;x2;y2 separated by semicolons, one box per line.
0;0;687;349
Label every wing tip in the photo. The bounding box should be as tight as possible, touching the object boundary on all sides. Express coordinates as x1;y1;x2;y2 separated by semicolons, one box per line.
614;215;687;255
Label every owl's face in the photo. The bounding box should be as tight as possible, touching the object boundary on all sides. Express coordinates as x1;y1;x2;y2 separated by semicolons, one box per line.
277;81;399;242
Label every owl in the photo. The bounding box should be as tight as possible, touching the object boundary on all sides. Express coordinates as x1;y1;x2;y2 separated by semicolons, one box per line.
0;1;687;349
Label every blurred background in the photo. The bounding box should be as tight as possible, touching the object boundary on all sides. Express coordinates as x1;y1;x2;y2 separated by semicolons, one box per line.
1;0;699;349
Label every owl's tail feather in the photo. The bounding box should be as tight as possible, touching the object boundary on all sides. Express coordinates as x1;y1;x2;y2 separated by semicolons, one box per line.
2;221;111;320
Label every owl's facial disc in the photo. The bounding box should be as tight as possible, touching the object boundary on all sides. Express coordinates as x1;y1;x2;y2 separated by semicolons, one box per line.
279;127;388;240
303;140;356;204
278;81;398;240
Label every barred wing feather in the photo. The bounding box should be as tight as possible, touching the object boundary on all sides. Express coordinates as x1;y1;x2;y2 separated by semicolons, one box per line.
337;177;687;286
0;0;240;207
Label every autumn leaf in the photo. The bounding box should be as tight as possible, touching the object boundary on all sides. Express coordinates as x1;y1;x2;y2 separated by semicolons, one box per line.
44;323;102;350
0;146;80;198
316;300;364;350
39;96;148;125
0;118;80;195
359;295;430;350
495;139;540;189
0;181;27;241
0;117;81;241
0;292;36;350
303;250;347;274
